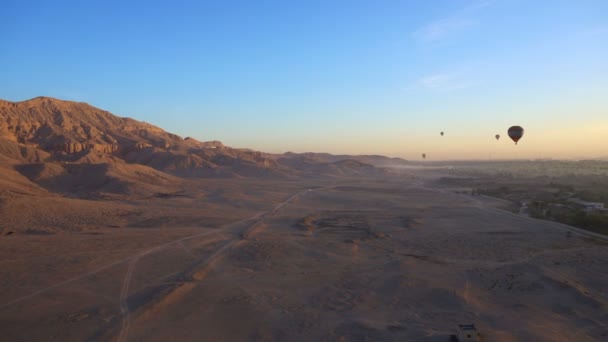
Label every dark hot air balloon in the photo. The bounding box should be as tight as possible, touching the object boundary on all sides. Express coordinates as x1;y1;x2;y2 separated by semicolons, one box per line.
507;126;524;144
495;134;500;140
422;153;426;159
440;131;444;136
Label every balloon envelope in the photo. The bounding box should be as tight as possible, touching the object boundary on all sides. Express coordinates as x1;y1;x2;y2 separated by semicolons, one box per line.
495;134;500;140
422;153;426;159
507;126;524;144
440;132;444;136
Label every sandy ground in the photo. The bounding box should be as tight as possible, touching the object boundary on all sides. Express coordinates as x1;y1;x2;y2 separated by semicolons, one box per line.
0;176;607;341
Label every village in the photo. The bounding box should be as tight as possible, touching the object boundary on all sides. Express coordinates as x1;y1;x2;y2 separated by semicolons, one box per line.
434;160;608;236
476;187;608;235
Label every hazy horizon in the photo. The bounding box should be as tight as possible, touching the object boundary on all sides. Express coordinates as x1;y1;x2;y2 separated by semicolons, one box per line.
2;0;606;160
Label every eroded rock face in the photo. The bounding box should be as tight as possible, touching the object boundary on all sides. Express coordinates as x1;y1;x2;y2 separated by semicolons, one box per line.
201;140;224;148
134;141;152;150
54;143;118;154
261;158;278;168
0;97;178;155
184;137;224;149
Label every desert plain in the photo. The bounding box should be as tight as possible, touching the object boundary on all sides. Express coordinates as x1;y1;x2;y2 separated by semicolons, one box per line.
1;173;607;341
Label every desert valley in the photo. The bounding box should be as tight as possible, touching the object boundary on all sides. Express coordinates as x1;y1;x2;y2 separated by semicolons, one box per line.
0;97;606;341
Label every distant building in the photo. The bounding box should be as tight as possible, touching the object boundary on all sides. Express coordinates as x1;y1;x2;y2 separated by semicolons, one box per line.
457;324;479;341
569;199;605;212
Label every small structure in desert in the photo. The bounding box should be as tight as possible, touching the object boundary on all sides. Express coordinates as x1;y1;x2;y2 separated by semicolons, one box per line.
457;324;478;341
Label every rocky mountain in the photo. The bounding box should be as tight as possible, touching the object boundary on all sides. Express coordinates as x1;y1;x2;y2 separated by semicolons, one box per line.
0;97;390;196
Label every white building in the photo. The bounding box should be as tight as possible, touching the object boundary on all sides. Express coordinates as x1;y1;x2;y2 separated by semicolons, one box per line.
570;199;605;212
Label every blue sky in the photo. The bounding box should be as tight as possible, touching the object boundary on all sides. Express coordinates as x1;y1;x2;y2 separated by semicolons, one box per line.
2;0;607;159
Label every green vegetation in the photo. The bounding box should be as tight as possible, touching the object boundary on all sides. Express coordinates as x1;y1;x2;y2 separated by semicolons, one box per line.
555;211;608;235
438;160;608;236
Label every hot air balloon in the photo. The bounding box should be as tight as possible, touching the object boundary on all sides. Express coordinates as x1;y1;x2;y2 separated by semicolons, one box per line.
422;153;426;159
440;131;444;136
495;134;500;141
507;126;524;145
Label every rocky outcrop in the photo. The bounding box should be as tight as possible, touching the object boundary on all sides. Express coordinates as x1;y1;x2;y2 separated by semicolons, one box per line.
201;140;224;148
0;97;179;155
134;141;152;150
261;158;278;168
55;143;118;154
184;137;224;149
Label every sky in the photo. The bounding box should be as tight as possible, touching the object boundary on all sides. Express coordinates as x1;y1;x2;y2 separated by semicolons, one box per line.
1;0;607;160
